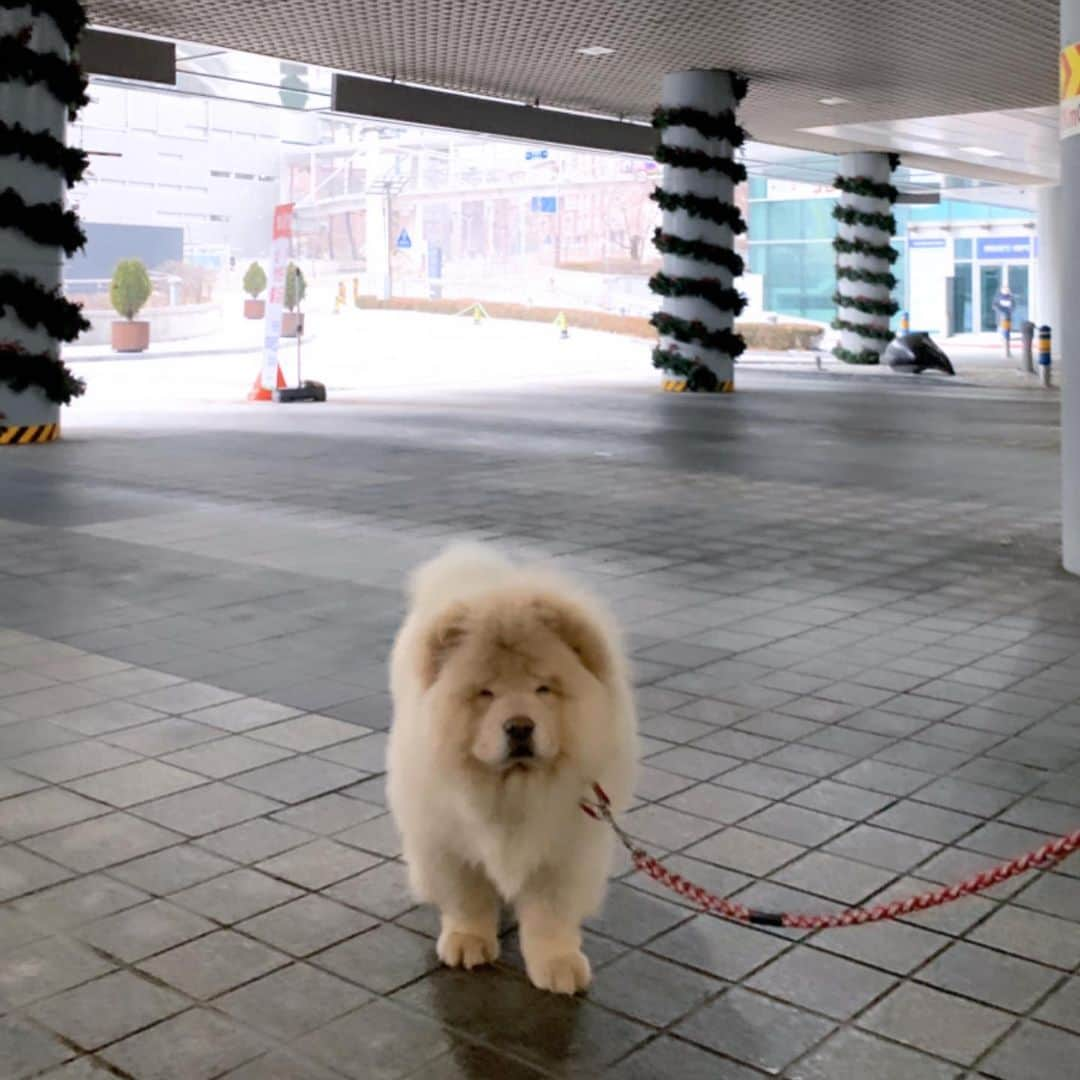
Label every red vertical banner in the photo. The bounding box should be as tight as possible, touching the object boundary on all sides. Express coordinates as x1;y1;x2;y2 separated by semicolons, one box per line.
258;203;294;392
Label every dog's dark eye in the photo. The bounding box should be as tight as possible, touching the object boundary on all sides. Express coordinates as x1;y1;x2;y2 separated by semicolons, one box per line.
478;689;494;700
536;685;552;695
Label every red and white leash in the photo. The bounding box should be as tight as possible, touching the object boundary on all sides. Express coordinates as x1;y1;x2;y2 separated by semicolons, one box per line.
580;782;1080;931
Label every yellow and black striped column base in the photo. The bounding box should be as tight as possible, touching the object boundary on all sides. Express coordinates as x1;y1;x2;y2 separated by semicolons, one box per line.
0;422;60;445
661;377;735;393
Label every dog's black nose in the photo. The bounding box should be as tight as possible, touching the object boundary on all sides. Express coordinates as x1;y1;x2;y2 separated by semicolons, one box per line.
504;717;535;744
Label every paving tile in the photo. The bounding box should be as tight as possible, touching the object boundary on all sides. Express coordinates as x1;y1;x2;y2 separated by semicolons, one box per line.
0;1016;75;1078
606;1036;765;1080
968;905;1080;969
312;922;437;992
50;701;167;737
67;759;208;807
859;982;1014;1065
685;827;804;877
823;824;941;872
131;681;241;714
131;782;282;836
239;894;377;956
0;844;73;900
647;914;788;981
788;779;895;820
334;813;403;857
1034;975;1080;1034
0;937;115;1007
293;998;455;1080
27;970;188;1050
105;717;224;756
675;986;835;1073
0;788;109;841
102;1008;268;1080
23;812;183;872
772;850;896;904
77;898;216;961
740;803;850;847
196;817;312;862
221;1051;342;1080
107;843;234;895
138;929;288;999
589;950;720;1026
9;741;142;783
977;1020;1080;1080
787;1027;960;1080
230;756;364;803
11;873;146;930
661;782;770;824
323;861;413;919
271;792;384;835
645;746;741;781
161;735;295;778
172;867;304;923
916;940;1062;1013
185;697;302;733
586;881;690;945
394;967;649;1075
813;918;948;975
257;838;381;889
868;800;982;843
218;962;372;1044
622;803;722;849
313;733;387;772
718;762;813;799
252;714;366;751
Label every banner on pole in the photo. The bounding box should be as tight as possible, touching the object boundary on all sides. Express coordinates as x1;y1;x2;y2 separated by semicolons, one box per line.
261;203;294;389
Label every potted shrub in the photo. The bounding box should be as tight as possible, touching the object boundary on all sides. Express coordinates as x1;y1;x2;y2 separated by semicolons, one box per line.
243;261;267;319
109;259;152;352
282;262;306;338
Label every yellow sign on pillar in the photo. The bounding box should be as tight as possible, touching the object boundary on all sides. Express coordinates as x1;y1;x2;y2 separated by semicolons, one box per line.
1061;42;1080;140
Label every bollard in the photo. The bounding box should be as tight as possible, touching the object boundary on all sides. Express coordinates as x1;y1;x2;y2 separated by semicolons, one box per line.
1001;315;1012;358
900;311;910;333
1037;325;1052;388
1020;320;1035;374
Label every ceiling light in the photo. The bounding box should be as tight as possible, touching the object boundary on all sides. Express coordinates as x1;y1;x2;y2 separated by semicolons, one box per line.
818;96;850;106
958;145;1005;158
577;46;614;57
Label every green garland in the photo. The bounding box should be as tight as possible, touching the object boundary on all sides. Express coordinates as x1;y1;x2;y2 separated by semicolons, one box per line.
833;235;899;264
832;317;895;341
651;311;747;355
831;291;899;317
0;188;85;255
652;346;744;380
650;189;746;231
0;38;89;118
0;0;88;50
832;204;897;233
654;143;747;183
832;345;883;365
0;120;88;186
652;230;745;275
0;273;89;342
0;343;85;404
0;0;89;407
649;272;746;315
833;175;899;201
652;106;746;147
837;265;897;288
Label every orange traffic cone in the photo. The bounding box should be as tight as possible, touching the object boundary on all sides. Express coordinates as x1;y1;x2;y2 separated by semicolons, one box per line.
248;365;287;401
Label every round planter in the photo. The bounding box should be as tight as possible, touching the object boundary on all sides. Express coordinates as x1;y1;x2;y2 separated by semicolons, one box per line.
244;298;266;320
281;311;305;338
112;320;150;353
0;383;60;444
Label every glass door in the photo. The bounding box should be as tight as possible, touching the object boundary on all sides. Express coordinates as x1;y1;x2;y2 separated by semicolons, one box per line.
980;265;1003;331
1007;264;1029;325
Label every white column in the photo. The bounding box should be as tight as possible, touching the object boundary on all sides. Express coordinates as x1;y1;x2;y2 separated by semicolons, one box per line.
0;5;68;426
1035;185;1062;347
834;152;895;363
364;130;390;300
1062;4;1080;574
655;69;742;391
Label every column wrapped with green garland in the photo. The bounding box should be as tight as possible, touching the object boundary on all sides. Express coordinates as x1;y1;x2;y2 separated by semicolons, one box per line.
649;70;748;392
832;151;900;365
0;0;88;444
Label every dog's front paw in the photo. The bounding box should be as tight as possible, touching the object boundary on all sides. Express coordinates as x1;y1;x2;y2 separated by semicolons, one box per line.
437;928;499;970
525;948;591;995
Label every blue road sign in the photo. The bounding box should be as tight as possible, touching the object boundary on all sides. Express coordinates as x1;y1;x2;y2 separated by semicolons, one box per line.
396;228;412;249
530;196;557;213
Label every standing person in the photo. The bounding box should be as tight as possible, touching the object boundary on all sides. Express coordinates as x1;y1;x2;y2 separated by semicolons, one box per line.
994;284;1015;355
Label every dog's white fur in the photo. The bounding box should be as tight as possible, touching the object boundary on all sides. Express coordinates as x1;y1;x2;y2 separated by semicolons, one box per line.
387;544;638;994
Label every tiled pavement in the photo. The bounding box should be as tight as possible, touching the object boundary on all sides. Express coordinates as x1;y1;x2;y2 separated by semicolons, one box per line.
1;376;1078;1078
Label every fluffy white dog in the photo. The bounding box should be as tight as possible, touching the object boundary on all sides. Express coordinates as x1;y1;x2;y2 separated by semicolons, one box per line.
387;545;638;994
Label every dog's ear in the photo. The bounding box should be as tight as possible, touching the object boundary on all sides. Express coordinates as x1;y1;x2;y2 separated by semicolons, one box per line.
530;595;612;682
421;603;469;688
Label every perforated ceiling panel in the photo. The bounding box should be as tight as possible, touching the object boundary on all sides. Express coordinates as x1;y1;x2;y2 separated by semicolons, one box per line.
87;0;1058;156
